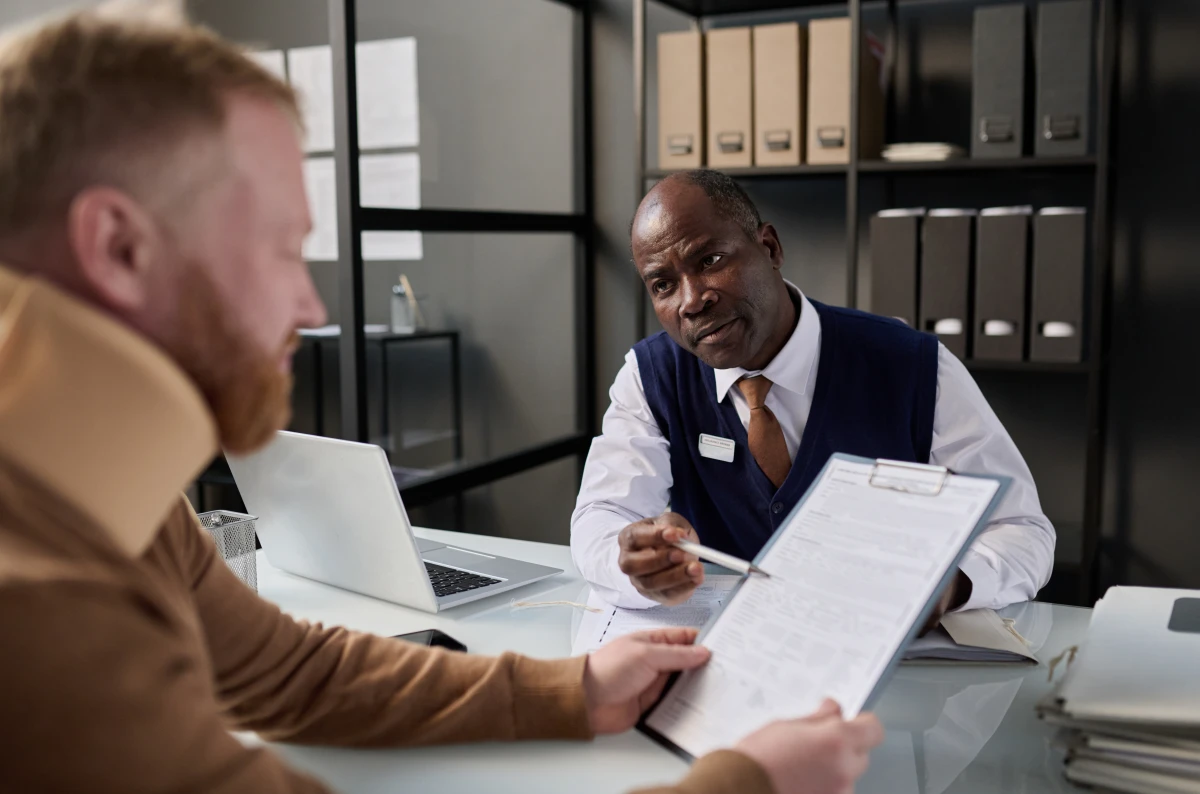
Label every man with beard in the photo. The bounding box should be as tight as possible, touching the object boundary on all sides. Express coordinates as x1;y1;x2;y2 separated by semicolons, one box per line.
0;7;881;794
571;171;1055;626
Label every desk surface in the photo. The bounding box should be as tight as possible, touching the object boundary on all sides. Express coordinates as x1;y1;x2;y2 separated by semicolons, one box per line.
255;528;1087;794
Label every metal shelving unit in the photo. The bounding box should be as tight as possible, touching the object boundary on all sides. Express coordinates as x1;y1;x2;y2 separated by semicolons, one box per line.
328;0;595;509
965;359;1094;375
646;155;1097;180
858;155;1097;173
633;0;1118;604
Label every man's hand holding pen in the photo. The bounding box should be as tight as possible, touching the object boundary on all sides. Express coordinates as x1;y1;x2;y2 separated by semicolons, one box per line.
617;513;705;605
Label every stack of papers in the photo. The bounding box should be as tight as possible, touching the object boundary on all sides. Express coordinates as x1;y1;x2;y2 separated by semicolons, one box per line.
1036;587;1200;793
882;142;967;162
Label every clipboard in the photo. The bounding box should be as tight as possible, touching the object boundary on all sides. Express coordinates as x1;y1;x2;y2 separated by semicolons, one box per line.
636;452;1011;763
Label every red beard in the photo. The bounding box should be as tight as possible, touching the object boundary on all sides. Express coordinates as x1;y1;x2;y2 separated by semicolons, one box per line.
169;264;297;454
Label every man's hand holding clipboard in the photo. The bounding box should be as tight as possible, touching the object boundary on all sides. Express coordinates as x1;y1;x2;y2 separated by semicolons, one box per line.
735;699;884;794
586;630;883;794
636;455;1010;763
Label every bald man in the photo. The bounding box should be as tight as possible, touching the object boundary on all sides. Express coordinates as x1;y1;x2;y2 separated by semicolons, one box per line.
572;170;1054;624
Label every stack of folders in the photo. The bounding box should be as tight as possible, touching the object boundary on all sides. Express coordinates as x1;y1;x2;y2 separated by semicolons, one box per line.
657;18;883;170
1037;587;1200;793
882;142;966;162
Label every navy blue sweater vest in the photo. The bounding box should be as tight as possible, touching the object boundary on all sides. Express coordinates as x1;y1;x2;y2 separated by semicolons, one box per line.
633;300;939;561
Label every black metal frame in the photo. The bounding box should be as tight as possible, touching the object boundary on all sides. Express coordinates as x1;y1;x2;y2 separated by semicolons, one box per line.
326;0;596;506
303;331;461;445
633;0;1117;605
1082;0;1119;605
377;332;463;461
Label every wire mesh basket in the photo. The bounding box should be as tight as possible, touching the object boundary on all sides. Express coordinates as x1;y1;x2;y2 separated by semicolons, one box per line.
197;510;258;592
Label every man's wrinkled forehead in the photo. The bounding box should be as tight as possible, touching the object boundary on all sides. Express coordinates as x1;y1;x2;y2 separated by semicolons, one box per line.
632;184;734;259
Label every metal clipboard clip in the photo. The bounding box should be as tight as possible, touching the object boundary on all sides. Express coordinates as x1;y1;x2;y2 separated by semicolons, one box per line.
868;459;951;496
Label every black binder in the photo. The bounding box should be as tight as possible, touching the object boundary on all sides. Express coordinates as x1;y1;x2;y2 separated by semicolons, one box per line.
972;4;1027;159
870;209;924;328
920;210;976;360
1035;0;1093;157
1030;207;1087;362
974;207;1032;362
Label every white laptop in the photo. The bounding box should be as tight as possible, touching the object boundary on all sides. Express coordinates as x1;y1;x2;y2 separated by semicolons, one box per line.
226;431;563;612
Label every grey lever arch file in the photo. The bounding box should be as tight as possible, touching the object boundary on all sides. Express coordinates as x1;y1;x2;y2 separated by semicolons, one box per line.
920;210;977;360
870;209;924;329
972;4;1027;159
974;206;1032;362
1030;207;1087;362
1035;0;1093;157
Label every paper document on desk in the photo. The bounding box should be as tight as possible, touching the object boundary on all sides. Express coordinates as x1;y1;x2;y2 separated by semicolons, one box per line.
639;455;1008;761
904;609;1038;664
572;576;741;656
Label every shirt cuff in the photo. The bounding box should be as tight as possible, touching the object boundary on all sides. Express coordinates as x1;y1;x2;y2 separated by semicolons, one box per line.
592;538;659;610
954;551;999;613
509;654;593;741
673;750;774;794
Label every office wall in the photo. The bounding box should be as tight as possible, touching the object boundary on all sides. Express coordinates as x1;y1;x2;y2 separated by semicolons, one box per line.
0;0;80;22
0;0;583;543
1100;0;1200;590
187;0;581;543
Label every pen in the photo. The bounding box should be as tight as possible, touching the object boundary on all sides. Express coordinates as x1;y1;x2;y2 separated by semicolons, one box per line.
672;539;771;578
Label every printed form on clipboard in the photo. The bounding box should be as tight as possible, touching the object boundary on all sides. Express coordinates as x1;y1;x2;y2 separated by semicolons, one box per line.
638;453;1010;762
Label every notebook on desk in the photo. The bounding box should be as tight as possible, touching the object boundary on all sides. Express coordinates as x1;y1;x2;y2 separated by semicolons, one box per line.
905;609;1038;665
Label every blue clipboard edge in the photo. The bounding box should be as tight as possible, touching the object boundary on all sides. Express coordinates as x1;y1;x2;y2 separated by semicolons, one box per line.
635;452;1013;764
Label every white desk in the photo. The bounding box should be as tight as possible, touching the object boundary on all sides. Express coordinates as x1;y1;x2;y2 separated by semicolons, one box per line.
254;528;1088;794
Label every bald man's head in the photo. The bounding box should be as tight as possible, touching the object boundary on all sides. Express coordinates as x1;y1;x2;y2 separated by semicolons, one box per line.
630;170;794;371
633;170;762;243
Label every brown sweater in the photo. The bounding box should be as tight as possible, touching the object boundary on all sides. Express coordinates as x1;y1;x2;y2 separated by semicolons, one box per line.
0;265;772;794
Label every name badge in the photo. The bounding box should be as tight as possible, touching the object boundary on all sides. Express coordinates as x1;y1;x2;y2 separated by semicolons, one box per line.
698;433;735;463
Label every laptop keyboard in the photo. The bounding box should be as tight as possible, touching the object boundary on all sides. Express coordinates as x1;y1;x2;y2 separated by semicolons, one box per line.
425;562;501;598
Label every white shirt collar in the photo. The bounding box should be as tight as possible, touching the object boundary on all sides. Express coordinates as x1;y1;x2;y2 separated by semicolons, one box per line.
712;281;820;403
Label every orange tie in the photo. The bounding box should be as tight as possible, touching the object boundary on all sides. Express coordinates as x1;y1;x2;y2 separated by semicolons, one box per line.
737;376;792;489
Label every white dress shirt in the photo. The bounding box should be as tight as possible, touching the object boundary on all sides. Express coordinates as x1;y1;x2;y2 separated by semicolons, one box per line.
571;287;1056;610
